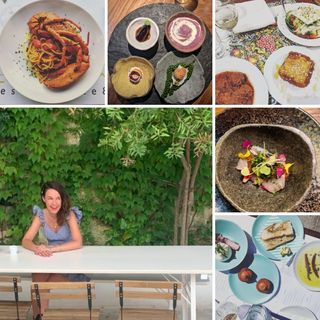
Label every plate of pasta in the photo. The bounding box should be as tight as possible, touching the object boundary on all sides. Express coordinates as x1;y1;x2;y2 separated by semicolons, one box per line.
0;0;104;104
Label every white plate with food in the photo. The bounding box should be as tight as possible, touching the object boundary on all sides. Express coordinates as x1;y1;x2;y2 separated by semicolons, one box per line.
0;0;104;104
264;46;320;105
279;306;317;320
215;57;269;105
252;215;304;261
294;240;320;291
278;3;320;47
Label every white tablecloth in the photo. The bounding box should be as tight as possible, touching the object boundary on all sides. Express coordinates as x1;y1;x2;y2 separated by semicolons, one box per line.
215;215;320;318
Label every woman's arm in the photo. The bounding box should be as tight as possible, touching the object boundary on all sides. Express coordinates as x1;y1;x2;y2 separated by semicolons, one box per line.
22;216;52;257
50;211;83;253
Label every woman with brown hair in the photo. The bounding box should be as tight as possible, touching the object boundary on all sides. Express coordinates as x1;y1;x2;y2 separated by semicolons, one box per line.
22;181;89;319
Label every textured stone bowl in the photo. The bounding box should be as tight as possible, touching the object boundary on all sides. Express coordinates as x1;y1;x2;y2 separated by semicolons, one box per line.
216;124;316;212
111;56;155;99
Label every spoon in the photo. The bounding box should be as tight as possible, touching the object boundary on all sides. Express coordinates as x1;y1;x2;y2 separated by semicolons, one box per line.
281;0;287;15
281;0;294;30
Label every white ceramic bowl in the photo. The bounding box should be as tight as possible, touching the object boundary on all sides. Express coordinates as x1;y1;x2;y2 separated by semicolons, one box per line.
126;17;159;51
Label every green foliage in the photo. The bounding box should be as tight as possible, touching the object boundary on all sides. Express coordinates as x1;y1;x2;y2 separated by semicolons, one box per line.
0;108;212;245
99;108;212;160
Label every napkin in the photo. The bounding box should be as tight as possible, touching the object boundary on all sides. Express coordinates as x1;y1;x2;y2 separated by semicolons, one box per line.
233;0;275;34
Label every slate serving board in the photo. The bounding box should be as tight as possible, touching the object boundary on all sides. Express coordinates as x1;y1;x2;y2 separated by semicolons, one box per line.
216;108;320;212
108;3;212;104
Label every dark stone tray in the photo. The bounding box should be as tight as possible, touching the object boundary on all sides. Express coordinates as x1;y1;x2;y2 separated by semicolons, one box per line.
108;3;212;104
216;108;320;212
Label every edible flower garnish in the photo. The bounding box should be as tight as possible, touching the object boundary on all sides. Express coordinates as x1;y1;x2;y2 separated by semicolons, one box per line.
236;139;294;194
241;139;252;149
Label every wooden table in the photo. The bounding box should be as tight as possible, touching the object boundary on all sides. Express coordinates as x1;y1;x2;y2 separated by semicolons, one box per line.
108;0;212;105
0;245;212;320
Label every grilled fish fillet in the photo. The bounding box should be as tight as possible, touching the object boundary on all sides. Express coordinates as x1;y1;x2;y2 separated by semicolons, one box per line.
260;221;295;251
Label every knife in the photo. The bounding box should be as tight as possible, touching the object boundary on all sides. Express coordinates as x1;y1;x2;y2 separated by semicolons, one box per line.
270;311;292;320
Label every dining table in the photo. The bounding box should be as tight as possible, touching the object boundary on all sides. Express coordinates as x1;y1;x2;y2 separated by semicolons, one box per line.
0;245;212;320
108;0;212;105
215;215;320;319
215;0;320;105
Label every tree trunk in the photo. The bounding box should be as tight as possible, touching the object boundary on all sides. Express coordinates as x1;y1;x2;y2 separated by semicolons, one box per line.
185;153;203;244
173;170;186;245
179;141;191;245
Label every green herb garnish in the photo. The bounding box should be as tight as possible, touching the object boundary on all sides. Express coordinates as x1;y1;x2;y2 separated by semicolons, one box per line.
161;61;195;99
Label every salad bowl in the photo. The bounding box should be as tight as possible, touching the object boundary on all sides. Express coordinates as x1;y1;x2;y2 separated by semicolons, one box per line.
216;124;316;212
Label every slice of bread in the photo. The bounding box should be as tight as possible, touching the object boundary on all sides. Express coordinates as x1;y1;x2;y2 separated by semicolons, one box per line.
279;51;315;88
260;220;295;251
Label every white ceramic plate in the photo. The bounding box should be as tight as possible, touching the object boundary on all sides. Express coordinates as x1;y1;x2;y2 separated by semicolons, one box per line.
215;57;269;105
0;0;104;104
293;240;320;291
126;17;159;51
278;3;320;47
279;306;318;320
264;46;320;105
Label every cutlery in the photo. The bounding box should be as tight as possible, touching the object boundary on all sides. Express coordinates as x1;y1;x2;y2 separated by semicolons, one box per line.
281;0;287;15
281;0;294;31
270;311;292;320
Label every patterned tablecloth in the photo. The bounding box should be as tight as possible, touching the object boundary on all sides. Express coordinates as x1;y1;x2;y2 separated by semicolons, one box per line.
0;0;105;105
216;2;320;105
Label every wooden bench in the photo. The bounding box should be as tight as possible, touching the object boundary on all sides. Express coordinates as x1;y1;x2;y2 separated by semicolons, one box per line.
0;276;30;320
115;280;182;320
31;282;100;320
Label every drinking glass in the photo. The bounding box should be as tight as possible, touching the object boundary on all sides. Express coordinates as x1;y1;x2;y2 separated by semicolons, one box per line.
215;30;225;59
245;305;271;320
175;0;198;11
216;300;237;320
215;1;239;49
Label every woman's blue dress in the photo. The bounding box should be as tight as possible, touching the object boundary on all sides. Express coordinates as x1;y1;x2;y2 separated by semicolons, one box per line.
33;205;90;281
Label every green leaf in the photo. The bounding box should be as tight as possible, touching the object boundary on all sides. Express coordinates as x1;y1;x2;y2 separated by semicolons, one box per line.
241;167;250;176
259;165;271;176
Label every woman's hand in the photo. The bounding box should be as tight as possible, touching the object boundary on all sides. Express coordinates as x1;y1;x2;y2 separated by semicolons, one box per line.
34;244;53;257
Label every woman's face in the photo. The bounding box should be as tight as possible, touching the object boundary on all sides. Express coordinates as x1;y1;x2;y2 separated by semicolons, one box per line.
43;188;62;215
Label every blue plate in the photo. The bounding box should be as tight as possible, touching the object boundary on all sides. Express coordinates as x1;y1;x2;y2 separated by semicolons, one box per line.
252;216;304;261
215;219;248;272
229;254;280;304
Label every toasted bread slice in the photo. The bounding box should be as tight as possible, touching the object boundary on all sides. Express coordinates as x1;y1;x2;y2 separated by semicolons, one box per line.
260;221;295;251
279;51;314;88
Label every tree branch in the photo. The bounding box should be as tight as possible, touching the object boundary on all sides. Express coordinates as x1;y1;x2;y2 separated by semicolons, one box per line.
179;146;191;245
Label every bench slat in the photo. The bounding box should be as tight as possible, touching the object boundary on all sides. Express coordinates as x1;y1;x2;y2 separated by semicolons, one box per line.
119;308;174;320
115;280;182;289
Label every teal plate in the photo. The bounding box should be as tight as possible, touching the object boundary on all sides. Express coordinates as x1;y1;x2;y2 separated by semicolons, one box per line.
229;254;280;304
252;215;304;261
215;219;248;272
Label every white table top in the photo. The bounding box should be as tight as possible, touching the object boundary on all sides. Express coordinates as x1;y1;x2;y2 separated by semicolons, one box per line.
215;215;320;318
0;245;212;275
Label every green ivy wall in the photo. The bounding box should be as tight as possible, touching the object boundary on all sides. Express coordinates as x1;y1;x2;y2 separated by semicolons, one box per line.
0;108;212;245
